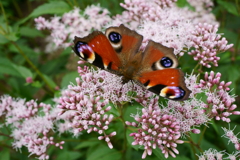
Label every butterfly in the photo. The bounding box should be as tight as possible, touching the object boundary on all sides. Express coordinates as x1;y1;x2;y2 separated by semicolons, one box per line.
72;24;191;101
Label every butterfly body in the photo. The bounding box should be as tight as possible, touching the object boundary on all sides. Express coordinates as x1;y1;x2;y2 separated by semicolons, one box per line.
73;24;191;100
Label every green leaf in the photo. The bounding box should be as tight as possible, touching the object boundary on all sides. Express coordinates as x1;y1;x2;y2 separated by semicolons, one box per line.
0;34;9;44
19;26;44;38
87;144;122;160
152;148;167;160
0;148;10;160
43;74;57;88
176;0;195;11
4;32;20;41
108;102;120;117
19;1;71;24
31;80;42;88
123;101;142;122
126;128;139;151
0;24;20;41
56;151;83;160
0;58;20;77
12;64;33;78
74;139;100;150
61;71;79;88
217;0;239;16
210;120;219;134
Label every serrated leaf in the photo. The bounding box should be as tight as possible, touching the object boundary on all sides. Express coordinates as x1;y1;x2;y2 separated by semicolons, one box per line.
19;1;71;24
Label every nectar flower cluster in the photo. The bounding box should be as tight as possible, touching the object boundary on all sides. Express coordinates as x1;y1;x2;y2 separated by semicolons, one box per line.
126;104;184;159
120;0;177;22
34;5;111;51
222;126;240;151
188;23;233;68
113;0;219;56
0;95;64;160
195;71;240;122
197;148;224;160
56;63;135;148
165;99;208;134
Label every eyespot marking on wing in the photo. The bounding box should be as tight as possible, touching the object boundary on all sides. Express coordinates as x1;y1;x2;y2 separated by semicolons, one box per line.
75;41;95;63
160;86;186;100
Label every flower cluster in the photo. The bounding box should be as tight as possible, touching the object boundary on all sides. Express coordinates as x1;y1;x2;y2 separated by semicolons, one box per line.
188;23;233;68
120;0;177;22
222;126;240;151
165;99;208;134
197;148;224;160
126;104;184;158
0;95;64;160
195;71;240;122
34;5;111;52
112;0;219;56
55;63;135;148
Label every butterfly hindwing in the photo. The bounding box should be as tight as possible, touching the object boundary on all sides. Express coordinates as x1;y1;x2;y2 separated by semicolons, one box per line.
137;69;190;100
137;40;191;100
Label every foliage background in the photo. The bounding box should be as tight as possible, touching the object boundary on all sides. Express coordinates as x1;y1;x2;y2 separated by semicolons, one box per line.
0;0;239;159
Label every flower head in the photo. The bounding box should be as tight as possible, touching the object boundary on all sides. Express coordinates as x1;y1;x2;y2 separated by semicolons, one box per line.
188;23;233;68
126;105;183;159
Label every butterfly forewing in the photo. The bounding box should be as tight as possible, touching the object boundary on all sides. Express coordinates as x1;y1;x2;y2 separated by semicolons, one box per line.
73;32;121;71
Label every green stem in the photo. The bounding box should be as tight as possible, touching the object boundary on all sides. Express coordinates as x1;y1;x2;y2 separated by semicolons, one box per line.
12;0;23;18
11;41;55;94
118;102;127;159
198;125;207;145
0;2;10;33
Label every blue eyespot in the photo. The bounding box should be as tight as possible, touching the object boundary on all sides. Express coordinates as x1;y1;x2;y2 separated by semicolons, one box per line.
108;32;121;43
160;57;173;68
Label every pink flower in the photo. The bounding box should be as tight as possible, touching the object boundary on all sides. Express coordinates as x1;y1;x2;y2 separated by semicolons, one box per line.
0;95;63;160
34;6;112;52
197;149;224;160
26;77;33;83
188;23;233;68
126;105;184;158
222;126;240;151
195;71;239;122
55;64;133;147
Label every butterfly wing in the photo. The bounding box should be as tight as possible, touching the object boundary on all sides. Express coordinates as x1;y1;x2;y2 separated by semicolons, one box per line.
136;40;191;100
105;24;143;63
73;31;121;71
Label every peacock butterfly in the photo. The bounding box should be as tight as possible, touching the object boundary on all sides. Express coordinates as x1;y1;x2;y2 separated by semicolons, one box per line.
73;24;191;101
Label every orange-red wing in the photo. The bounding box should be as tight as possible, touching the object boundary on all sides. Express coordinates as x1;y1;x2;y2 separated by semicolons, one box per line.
105;24;143;61
137;69;191;100
73;31;121;71
141;40;178;69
